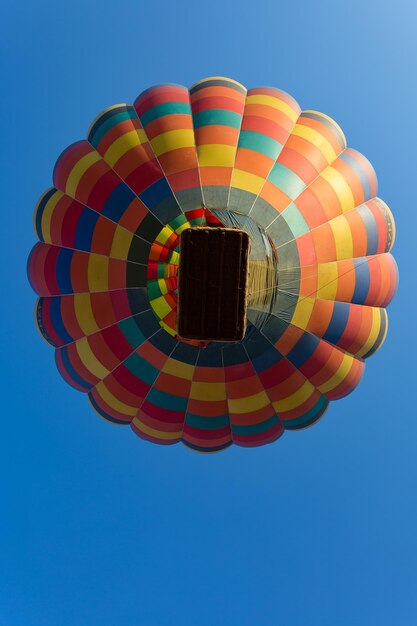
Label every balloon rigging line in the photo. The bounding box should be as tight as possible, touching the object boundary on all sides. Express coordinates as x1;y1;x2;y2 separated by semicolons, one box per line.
248;255;380;310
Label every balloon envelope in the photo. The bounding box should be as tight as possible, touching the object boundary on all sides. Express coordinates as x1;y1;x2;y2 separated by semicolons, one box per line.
28;77;398;452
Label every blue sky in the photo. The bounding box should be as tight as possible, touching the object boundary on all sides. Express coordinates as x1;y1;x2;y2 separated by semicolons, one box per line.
1;1;416;624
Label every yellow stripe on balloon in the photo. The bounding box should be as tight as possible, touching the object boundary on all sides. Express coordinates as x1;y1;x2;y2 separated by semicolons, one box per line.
190;381;226;401
104;130;146;167
74;293;100;336
245;94;299;122
159;320;176;336
153;279;168;295
317;263;339;300
96;380;138;416
321;167;355;212
156;225;175;245
150;130;195;156
163;358;195;380
88;255;109;291
356;307;381;358
373;310;388;355
132;417;182;440
65;151;102;197
291;297;315;330
76;337;110;380
292;125;337;164
230;169;265;195
228;390;270;414
318;352;354;394
329;216;354;260
168;250;180;264
150;295;172;319
40;190;64;243
303;110;347;148
174;223;190;236
197;144;236;167
110;226;132;260
273;380;315;412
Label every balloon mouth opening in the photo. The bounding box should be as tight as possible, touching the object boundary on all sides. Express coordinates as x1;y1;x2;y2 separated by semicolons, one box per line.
177;227;249;342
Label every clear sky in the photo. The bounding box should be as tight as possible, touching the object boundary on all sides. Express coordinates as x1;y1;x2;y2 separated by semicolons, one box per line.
1;1;416;624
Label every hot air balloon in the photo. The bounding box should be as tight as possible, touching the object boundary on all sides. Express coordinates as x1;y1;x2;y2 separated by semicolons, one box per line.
27;77;398;452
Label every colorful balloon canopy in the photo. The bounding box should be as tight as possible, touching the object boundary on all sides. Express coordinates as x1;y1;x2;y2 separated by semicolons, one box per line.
28;77;398;452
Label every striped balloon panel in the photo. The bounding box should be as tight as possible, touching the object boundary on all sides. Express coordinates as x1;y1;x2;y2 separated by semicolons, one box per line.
275;111;346;184
33;188;146;264
52;138;174;248
222;342;284;446
247;310;364;401
291;298;388;359
292;198;396;268
55;309;156;394
273;258;396;328
88;105;166;196
284;149;377;235
263;148;378;251
89;329;166;425
182;350;232;453
133;349;196;444
28;76;398;451
228;87;301;214
131;335;185;443
243;324;329;429
189;76;247;209
53;141;159;229
338;198;395;257
28;243;146;296
134;85;203;213
88;323;172;424
292;255;398;306
273;197;396;291
35;289;148;348
87;103;188;228
131;337;195;444
250;110;347;224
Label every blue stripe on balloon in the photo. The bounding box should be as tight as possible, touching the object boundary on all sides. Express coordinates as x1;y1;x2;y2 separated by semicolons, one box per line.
223;343;248;366
185;413;230;431
356;204;379;255
338;151;373;200
193;109;241;129
287;332;320;369
58;347;93;390
124;352;159;386
49;297;74;345
352;258;371;304
88;109;135;148
146;387;188;412
140;102;191;127
75;209;99;251
322;302;350;346
231;414;279;436
55;248;73;294
250;346;283;374
102;184;136;222
139;178;173;210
